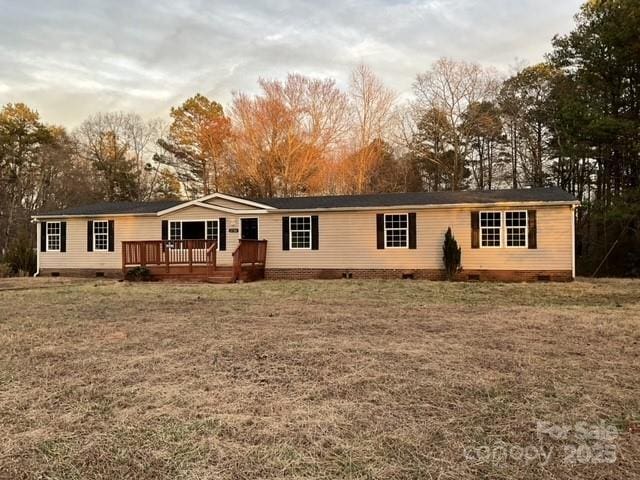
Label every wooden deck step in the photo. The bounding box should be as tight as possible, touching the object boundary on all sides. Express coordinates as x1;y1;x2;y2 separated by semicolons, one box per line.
205;267;235;284
206;276;234;284
134;264;261;283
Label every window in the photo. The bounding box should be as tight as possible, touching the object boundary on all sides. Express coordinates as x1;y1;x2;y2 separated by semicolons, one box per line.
480;211;502;247
46;222;61;251
290;216;311;249
169;221;182;240
505;211;528;247
384;214;408;248
168;220;218;246
93;221;109;251
206;220;218;242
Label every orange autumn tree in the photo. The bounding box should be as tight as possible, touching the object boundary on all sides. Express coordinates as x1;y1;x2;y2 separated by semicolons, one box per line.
230;74;349;197
157;94;232;198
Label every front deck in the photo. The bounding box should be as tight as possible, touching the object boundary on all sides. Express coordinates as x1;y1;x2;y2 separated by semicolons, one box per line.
121;239;267;282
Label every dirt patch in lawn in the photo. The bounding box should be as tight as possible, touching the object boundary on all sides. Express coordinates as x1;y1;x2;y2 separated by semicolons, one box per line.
0;278;639;479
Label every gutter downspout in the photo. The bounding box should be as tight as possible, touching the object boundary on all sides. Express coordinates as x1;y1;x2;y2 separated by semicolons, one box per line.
34;220;40;277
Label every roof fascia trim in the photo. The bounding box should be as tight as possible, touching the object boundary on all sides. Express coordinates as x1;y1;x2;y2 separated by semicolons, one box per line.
262;199;580;214
158;201;270;216
156;193;275;215
31;212;158;220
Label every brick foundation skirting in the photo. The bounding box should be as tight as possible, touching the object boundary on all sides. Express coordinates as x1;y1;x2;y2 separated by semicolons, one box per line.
39;268;123;279
39;267;574;282
265;268;574;282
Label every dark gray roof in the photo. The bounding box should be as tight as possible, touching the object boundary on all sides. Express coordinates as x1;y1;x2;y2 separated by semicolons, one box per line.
254;187;578;210
37;200;182;216
36;187;577;217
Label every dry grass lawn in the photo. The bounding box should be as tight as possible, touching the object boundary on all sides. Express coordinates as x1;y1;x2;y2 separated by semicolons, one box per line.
0;278;639;479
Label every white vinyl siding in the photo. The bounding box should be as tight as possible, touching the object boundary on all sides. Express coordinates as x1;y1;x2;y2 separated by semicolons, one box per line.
39;204;574;273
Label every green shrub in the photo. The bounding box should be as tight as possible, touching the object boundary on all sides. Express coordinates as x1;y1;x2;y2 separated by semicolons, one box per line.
4;238;37;276
125;266;151;282
442;227;462;281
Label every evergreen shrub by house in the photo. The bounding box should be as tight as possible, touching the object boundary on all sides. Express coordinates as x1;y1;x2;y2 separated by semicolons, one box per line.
442;227;462;281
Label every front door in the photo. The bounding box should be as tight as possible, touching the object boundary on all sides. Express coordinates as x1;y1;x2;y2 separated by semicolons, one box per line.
240;218;259;240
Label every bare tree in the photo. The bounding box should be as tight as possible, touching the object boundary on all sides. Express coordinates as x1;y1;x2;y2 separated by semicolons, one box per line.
344;64;397;193
413;58;499;190
75;112;164;201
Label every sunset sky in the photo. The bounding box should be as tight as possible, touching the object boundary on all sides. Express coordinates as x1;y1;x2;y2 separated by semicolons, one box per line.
0;0;584;127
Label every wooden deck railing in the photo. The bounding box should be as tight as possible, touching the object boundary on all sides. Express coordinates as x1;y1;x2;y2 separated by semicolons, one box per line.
122;240;217;274
232;239;267;282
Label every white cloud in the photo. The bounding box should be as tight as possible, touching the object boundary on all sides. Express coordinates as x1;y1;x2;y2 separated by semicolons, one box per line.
0;0;584;128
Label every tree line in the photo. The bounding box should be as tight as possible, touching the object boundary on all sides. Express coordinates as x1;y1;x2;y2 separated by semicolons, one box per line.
1;0;638;276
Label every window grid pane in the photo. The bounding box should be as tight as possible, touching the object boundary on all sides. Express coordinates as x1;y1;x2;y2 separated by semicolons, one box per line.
47;222;61;251
94;221;108;251
206;221;218;241
290;217;311;249
384;214;408;248
291;231;310;249
170;222;181;240
506;211;527;247
480;212;502;247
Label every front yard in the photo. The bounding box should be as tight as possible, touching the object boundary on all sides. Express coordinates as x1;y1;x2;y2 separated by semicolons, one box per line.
0;278;638;479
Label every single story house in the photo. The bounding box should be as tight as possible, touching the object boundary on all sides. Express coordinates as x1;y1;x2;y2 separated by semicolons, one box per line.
31;187;579;282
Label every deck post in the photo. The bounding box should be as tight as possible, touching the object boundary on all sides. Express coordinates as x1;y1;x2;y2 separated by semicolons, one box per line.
140;242;147;267
121;242;126;277
188;240;193;273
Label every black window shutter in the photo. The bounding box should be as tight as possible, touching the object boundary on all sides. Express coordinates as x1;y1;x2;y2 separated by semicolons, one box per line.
108;220;115;252
40;222;47;252
60;222;67;252
376;214;385;249
528;210;537;249
161;220;168;251
471;211;480;249
87;220;93;252
219;218;226;251
311;215;319;250
161;220;168;241
282;217;290;250
408;213;417;249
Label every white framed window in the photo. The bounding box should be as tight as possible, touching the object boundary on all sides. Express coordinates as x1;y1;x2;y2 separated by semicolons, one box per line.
290;216;311;249
480;211;502;248
169;221;182;240
93;220;109;251
46;222;61;252
168;220;218;248
384;213;408;248
505;211;528;248
206;220;218;242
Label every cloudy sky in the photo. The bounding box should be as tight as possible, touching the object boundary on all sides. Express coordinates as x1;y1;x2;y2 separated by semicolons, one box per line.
0;0;583;128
